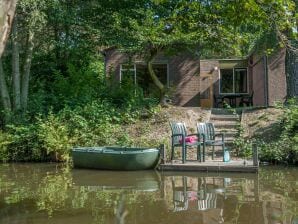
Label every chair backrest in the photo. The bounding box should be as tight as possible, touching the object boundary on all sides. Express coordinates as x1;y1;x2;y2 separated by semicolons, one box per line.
170;122;187;145
197;122;215;141
197;192;217;210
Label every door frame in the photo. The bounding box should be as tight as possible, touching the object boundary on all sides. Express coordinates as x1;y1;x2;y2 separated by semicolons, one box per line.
200;74;213;108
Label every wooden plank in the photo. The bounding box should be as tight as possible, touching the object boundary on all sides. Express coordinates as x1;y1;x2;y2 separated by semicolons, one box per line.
158;160;259;173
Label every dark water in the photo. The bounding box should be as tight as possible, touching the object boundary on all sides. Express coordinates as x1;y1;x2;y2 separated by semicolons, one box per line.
0;164;297;224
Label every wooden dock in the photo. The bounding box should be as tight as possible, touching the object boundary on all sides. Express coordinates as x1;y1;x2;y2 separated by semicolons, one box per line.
158;159;259;173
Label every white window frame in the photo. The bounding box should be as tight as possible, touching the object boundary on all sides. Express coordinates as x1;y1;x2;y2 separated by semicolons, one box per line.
119;63;169;87
120;64;137;84
219;67;248;94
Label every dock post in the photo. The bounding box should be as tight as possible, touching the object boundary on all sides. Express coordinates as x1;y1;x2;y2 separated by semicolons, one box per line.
159;144;166;164
252;143;259;166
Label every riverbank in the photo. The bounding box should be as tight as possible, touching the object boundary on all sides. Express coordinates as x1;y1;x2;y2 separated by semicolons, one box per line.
0;100;297;164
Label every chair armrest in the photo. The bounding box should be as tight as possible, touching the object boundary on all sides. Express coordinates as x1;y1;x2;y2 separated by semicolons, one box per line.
171;134;185;145
187;133;198;137
214;133;225;141
172;133;185;138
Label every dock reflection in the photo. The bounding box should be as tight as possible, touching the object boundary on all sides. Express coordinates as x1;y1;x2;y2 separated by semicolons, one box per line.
161;172;295;224
71;169;296;224
0;164;296;224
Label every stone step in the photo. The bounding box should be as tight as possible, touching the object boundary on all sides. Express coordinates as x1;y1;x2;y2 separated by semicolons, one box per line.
216;127;238;133
211;108;242;115
213;122;239;129
210;114;240;121
221;133;237;139
214;135;235;140
215;131;238;138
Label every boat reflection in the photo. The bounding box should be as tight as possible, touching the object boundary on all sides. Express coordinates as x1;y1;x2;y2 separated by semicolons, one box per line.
72;169;161;192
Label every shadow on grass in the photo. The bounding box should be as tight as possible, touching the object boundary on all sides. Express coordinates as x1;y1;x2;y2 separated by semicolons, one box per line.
252;121;282;142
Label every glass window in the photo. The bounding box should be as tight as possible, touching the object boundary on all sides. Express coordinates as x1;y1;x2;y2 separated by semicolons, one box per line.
220;69;234;93
120;64;136;84
136;64;151;95
120;63;168;96
136;64;168;96
234;69;247;93
220;68;248;94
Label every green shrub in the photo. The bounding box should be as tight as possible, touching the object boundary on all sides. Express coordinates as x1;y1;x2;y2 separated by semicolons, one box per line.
2;124;43;161
0;97;159;162
232;98;298;164
37;113;73;162
0;131;11;162
258;98;298;164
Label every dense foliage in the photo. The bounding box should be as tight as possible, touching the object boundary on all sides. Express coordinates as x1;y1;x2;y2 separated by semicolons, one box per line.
257;99;298;164
0;0;297;162
0;55;160;162
233;99;298;165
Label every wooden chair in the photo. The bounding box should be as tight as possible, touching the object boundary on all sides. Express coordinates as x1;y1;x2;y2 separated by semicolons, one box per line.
240;91;254;107
196;122;225;161
170;122;205;163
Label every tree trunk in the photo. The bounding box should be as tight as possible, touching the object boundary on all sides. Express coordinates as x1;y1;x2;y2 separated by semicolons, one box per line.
147;52;166;104
0;0;17;57
21;30;34;111
285;45;298;98
0;58;11;111
11;17;21;111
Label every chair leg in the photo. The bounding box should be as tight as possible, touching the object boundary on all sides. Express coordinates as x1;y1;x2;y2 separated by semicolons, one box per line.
182;143;186;164
203;143;206;162
222;145;225;162
197;145;201;162
171;144;174;161
222;144;225;162
212;145;215;160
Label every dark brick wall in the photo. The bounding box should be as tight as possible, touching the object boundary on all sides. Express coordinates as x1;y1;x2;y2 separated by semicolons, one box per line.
267;49;287;105
105;48;128;81
104;48;287;107
251;54;266;106
104;49;201;106
169;54;200;106
250;50;287;107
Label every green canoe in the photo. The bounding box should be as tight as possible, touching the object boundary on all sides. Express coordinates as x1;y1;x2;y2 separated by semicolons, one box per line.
72;146;160;170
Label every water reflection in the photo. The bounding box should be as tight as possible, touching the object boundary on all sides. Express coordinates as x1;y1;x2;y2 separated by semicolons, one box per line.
0;164;297;224
72;169;160;192
165;173;259;223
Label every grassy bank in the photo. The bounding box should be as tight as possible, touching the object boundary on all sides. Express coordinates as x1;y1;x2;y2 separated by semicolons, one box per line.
240;99;298;165
0;97;297;164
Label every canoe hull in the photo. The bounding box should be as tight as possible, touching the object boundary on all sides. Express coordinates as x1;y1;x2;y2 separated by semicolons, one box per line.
72;147;160;170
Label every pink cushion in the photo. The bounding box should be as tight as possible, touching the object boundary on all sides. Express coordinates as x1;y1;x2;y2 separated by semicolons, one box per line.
179;136;198;144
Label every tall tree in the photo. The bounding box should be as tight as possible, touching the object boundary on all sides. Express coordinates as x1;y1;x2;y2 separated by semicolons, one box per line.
0;0;17;56
0;0;46;115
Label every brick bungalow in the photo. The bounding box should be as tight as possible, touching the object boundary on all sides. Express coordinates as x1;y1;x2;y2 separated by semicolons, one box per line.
103;48;287;108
